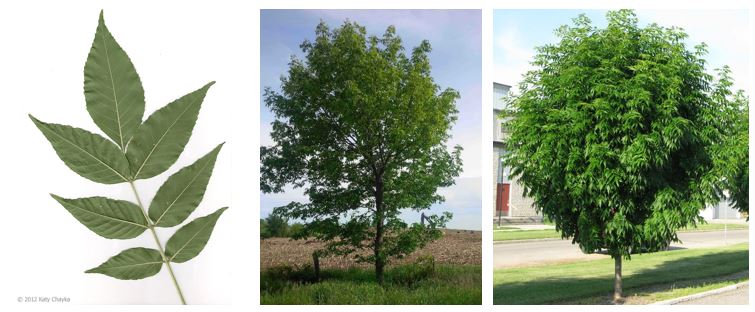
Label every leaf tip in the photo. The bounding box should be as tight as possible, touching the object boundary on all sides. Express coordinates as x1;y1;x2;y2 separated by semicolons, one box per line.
98;10;104;24
84;265;100;274
29;115;48;131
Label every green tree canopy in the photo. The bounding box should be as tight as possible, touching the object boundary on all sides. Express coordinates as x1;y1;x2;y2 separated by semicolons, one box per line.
263;214;289;238
261;21;462;283
711;67;749;216
502;10;748;300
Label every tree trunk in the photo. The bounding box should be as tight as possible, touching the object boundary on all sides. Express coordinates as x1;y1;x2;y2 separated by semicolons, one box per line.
374;175;385;284
613;256;623;302
312;251;320;282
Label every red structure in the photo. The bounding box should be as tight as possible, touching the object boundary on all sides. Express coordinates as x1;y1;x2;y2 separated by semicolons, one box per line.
496;183;509;215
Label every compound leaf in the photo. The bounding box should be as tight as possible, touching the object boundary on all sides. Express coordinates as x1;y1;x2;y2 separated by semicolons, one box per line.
126;82;214;180
165;207;227;263
84;11;145;150
30;115;131;184
51;194;148;239
86;247;163;280
150;143;224;227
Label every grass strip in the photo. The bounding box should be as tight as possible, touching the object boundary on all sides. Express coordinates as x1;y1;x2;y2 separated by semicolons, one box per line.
493;243;749;304
261;264;481;304
566;272;748;304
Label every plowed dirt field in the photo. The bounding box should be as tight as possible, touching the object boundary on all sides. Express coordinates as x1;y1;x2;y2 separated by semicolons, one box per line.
261;229;481;270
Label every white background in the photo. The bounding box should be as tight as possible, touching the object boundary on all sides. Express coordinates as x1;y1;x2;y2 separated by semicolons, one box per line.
0;0;254;306
0;0;752;311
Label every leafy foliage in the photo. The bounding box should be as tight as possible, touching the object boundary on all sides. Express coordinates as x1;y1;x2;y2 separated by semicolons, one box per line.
31;11;226;304
266;214;288;237
709;67;749;216
260;218;271;238
261;21;462;283
260;216;308;239
502;10;747;260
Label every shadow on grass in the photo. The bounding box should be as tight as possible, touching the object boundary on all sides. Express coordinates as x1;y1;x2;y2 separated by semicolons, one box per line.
493;247;748;305
594;246;688;255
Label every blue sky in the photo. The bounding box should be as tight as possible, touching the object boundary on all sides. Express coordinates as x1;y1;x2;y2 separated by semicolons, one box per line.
494;10;749;92
260;10;482;230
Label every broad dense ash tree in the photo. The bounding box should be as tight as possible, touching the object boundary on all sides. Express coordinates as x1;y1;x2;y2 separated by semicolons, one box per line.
261;21;463;283
502;10;748;301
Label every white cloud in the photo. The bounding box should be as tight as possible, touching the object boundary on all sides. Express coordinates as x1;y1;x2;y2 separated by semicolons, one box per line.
261;177;481;220
312;10;477;46
493;24;535;88
495;10;749;92
637;10;749;91
259;121;273;146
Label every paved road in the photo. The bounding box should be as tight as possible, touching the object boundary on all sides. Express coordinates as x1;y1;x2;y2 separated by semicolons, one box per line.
494;230;749;269
678;285;748;305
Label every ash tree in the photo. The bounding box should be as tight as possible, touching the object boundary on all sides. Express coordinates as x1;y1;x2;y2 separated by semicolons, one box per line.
711;67;749;217
502;10;748;301
261;21;462;284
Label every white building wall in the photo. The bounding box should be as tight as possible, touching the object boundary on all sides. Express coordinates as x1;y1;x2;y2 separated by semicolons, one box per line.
701;199;742;220
493;82;540;218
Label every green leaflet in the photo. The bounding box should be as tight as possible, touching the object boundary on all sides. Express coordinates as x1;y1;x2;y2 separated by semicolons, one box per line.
166;207;227;263
150;144;224;227
30;115;131;184
84;11;145;151
86;247;163;280
51;194;147;239
126;82;215;180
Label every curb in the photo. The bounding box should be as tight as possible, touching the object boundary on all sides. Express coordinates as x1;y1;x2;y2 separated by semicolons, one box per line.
651;281;748;305
492;228;557;232
493;238;563;244
679;229;749;233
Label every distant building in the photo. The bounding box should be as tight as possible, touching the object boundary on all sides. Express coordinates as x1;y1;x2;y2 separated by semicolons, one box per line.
700;196;744;220
493;82;539;222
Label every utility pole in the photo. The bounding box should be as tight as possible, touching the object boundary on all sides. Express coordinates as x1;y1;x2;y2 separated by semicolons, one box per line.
724;201;728;245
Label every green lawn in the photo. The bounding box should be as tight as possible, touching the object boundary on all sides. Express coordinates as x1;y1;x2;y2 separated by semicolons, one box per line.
493;243;749;304
494;222;748;241
493;226;519;230
261;263;481;304
560;273;748;304
621;275;747;304
493;229;561;241
682;222;749;232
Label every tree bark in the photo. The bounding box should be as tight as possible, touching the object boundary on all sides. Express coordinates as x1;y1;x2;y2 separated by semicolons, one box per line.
613;256;623;302
374;175;385;284
312;251;321;282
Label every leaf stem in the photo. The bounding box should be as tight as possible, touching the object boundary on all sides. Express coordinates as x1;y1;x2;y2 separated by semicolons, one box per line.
129;181;187;305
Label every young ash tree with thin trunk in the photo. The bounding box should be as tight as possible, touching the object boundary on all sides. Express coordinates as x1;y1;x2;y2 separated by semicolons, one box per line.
502;10;747;301
30;11;227;304
261;21;462;284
